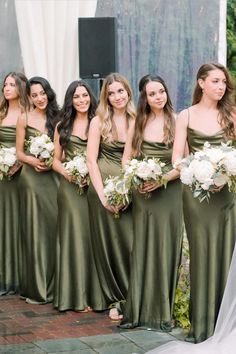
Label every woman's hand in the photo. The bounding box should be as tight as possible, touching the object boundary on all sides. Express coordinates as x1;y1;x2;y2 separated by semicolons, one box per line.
100;195;120;214
212;185;224;193
138;181;162;193
7;162;22;177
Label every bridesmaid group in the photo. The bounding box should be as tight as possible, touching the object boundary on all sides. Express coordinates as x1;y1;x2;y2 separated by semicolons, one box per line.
0;62;236;344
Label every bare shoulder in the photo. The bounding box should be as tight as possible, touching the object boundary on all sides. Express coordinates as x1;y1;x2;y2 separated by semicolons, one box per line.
176;107;190;126
90;115;101;128
17;112;27;126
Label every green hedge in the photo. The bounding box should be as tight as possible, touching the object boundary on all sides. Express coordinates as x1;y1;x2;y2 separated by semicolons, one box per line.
227;0;236;84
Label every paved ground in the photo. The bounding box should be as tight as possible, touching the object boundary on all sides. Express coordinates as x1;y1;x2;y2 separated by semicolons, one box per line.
0;295;187;353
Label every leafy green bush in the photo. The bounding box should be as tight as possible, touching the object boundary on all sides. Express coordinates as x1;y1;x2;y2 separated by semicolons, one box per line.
227;0;236;85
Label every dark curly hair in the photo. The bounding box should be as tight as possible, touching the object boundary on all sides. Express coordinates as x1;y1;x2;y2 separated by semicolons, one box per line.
27;76;59;139
57;80;97;147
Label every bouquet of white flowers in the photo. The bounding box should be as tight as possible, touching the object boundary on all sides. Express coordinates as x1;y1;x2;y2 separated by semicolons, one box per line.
123;157;167;198
26;133;54;167
103;175;131;218
178;141;236;202
63;152;90;195
0;146;17;180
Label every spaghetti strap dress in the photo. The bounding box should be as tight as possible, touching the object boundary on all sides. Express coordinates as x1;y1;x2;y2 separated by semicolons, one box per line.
18;126;59;303
0;125;20;295
184;127;236;343
87;140;133;307
53;135;107;311
120;141;183;330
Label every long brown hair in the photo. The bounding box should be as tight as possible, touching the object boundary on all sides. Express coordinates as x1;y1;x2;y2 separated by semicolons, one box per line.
193;63;236;139
0;72;30;122
96;73;136;142
132;74;175;157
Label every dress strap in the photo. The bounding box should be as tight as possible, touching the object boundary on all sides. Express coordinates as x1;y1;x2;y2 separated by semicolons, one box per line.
187;108;190;127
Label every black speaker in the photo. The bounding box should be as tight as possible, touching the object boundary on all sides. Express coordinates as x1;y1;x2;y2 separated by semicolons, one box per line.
78;17;117;79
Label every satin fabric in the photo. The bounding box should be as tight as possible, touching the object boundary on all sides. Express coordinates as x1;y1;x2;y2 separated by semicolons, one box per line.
53;135;107;311
183;128;236;343
87;140;133;305
145;243;236;354
18;126;59;303
121;141;183;330
0;126;20;295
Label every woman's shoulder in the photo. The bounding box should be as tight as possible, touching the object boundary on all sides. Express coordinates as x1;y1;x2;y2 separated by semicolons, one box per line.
90;115;102;127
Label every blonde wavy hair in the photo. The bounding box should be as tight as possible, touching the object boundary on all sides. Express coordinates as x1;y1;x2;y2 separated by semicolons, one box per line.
0;72;30;123
96;73;136;142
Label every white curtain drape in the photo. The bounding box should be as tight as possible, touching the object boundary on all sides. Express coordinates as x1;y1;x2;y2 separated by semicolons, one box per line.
14;0;97;105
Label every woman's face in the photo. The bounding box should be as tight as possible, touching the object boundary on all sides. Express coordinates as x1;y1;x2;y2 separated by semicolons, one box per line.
3;76;19;101
30;83;48;111
146;81;167;111
72;86;91;113
107;81;129;110
199;69;226;101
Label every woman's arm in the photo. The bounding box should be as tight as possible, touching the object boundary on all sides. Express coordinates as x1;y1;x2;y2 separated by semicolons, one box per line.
121;119;135;168
16;114;48;171
172;109;189;166
52;125;71;181
86;116;117;213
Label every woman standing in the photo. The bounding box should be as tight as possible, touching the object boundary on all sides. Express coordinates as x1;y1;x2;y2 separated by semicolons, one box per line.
172;63;236;343
53;80;107;312
120;74;183;330
86;73;136;320
16;76;59;304
0;72;30;295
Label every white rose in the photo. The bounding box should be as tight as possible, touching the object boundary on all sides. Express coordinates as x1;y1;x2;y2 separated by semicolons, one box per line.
104;180;116;194
223;154;236;175
205;147;225;164
136;161;153;179
45;142;54;152
115;179;129;195
201;178;214;190
193;160;215;183
3;152;17;166
40;150;50;159
180;167;194;185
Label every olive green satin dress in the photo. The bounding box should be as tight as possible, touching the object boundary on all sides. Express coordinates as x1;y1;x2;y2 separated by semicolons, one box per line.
184;128;236;343
0;126;20;295
53;136;107;311
18;126;59;303
87;140;133;306
120;141;183;330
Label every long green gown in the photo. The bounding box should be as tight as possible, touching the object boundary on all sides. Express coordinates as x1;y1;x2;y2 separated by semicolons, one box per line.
53;135;107;311
184;127;236;343
87;140;133;306
18;126;59;303
120;141;183;330
0;126;20;295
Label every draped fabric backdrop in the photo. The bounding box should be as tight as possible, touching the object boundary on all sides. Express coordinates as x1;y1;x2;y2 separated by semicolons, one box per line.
96;0;227;110
10;0;226;109
14;0;97;105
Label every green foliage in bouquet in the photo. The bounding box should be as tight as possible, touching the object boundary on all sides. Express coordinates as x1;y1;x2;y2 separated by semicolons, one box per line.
173;232;191;329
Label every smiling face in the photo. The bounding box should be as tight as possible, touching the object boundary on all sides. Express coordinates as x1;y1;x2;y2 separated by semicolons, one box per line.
107;81;129;110
3;75;19;101
30;83;48;111
145;81;167;111
72;86;91;113
199;69;227;101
